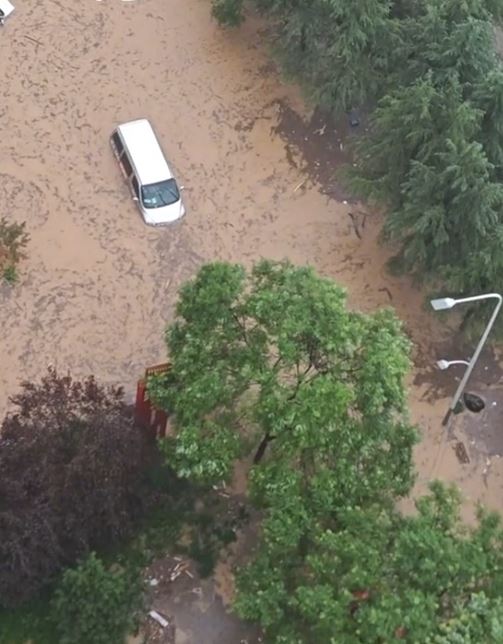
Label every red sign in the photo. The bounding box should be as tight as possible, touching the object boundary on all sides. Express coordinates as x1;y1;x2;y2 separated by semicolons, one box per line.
135;363;171;439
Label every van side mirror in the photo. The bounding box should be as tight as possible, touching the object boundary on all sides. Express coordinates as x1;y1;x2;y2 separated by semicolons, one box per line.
180;185;185;190
132;196;139;202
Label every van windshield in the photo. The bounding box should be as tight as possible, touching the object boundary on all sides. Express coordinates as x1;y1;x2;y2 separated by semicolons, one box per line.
141;179;180;209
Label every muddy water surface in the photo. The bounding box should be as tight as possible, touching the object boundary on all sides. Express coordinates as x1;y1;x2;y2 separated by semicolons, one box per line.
1;1;501;530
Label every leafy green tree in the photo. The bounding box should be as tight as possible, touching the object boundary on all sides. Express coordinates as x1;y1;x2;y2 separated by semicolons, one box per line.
51;553;143;644
235;482;503;643
150;260;416;503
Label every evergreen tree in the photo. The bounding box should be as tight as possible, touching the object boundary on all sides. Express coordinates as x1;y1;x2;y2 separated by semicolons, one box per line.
212;0;397;111
210;0;503;300
348;1;503;294
472;67;503;173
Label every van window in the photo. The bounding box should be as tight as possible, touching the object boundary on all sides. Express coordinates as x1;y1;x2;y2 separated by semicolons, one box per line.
120;152;133;178
112;132;124;156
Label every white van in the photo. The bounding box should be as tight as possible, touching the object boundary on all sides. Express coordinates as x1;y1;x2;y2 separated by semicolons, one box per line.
110;119;185;226
0;0;15;24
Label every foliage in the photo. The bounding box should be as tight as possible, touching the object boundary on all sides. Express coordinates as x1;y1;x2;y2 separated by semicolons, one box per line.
211;0;397;111
235;482;503;643
0;596;57;644
0;460;211;642
51;553;143;644
345;0;503;302
212;0;245;26
150;260;416;506
0;217;28;283
3;264;18;284
210;0;503;321
428;592;503;643
187;498;248;577
0;368;150;607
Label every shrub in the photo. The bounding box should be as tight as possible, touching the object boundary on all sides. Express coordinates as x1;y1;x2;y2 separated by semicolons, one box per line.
51;553;143;644
0;218;29;283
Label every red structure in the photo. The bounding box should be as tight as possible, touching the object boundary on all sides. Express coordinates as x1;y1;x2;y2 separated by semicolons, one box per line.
135;363;171;439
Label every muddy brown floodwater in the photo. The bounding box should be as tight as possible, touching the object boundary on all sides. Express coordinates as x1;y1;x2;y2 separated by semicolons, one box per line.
1;1;503;640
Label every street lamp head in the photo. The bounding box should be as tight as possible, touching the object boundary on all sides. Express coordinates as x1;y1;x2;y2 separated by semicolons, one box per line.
436;359;450;370
431;297;456;311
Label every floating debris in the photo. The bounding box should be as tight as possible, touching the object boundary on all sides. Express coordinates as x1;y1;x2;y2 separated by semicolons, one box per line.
454;441;470;464
148;610;169;629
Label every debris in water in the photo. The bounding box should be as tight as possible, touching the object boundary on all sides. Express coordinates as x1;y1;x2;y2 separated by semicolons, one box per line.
454;441;470;464
463;392;485;413
348;109;360;127
293;178;307;193
148;610;169;628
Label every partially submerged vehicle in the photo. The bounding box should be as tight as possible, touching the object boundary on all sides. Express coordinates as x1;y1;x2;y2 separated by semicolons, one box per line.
0;0;14;25
110;119;186;226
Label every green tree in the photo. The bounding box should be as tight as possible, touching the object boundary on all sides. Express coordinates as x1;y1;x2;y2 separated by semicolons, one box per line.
211;0;397;111
472;67;503;173
235;482;503;643
51;553;143;644
211;0;503;298
150;260;416;503
347;1;503;293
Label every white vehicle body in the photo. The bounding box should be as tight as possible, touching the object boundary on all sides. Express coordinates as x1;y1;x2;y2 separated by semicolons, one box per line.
110;119;185;226
0;0;15;23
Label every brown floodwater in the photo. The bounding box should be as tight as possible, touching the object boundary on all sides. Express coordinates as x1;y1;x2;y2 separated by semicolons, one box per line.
1;0;501;539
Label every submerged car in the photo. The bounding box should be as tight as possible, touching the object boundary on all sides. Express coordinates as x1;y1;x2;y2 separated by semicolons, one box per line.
110;119;185;226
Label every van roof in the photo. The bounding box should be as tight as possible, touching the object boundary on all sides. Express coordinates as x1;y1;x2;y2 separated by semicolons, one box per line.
116;119;173;186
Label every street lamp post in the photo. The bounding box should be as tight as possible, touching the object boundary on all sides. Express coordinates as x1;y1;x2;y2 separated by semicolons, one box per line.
431;293;502;426
436;359;470;370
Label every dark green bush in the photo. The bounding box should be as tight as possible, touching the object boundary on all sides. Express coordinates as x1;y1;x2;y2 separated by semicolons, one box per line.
51;553;143;644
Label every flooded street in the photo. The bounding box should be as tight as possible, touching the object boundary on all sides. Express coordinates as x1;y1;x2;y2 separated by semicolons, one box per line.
1;0;502;568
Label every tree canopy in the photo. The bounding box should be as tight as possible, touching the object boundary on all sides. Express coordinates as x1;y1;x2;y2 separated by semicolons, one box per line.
51;552;143;644
235;482;503;643
212;0;397;111
0;369;150;606
348;1;503;295
149;260;416;504
210;0;503;325
151;262;503;642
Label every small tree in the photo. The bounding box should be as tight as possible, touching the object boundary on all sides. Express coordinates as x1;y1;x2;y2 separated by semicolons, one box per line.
235;482;503;642
51;553;143;644
150;260;416;505
0;217;29;283
0;369;150;606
